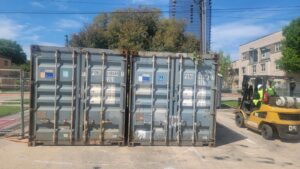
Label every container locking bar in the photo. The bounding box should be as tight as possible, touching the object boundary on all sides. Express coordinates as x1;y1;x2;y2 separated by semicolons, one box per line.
177;55;183;145
83;52;90;143
70;50;76;144
150;55;155;145
165;56;171;145
192;61;198;145
53;50;60;144
100;53;106;144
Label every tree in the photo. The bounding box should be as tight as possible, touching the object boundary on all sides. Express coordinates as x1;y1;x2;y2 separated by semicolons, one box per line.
70;7;200;52
217;51;232;88
181;33;200;53
70;24;109;48
151;19;185;52
0;39;27;64
278;17;300;73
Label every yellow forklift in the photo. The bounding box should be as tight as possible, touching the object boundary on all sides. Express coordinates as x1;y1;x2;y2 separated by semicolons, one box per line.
235;75;300;140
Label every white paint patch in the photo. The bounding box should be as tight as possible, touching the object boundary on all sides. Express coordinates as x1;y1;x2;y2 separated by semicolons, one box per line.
183;88;193;97
183;99;193;106
90;97;102;104
90;86;102;94
105;97;116;104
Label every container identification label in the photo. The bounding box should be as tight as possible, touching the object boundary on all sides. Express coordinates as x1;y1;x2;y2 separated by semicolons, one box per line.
39;68;55;79
62;70;69;78
138;74;150;83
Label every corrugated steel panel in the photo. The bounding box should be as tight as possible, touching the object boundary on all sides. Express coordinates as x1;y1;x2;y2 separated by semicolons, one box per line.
80;49;127;145
129;53;217;146
29;46;127;146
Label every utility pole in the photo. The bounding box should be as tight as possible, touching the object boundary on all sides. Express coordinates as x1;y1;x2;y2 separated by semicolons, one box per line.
65;35;69;47
199;0;207;55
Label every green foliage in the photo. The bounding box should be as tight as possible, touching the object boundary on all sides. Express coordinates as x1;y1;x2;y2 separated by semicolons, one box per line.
70;24;109;48
181;33;200;53
151;19;185;52
0;39;27;64
20;61;30;72
278;17;300;73
70;7;200;52
217;51;232;87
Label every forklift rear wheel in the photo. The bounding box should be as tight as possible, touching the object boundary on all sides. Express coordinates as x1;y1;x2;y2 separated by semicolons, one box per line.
261;124;274;140
235;112;245;128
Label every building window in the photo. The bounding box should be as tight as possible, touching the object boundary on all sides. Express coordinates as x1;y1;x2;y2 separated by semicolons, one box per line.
275;43;281;52
261;64;266;72
253;65;256;74
261;47;270;59
190;4;194;23
261;51;270;58
249;49;258;64
242;67;246;74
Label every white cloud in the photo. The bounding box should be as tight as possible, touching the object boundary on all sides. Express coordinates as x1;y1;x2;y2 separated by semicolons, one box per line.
56;19;83;29
211;20;288;60
0;16;24;39
30;1;45;8
0;16;62;58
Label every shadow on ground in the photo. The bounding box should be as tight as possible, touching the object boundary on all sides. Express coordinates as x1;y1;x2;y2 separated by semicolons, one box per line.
216;122;247;147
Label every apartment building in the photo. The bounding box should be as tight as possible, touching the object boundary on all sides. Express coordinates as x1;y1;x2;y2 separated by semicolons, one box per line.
231;31;295;91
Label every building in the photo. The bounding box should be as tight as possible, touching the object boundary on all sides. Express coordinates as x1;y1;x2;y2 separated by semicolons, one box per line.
231;31;300;96
0;55;13;89
0;55;11;68
169;0;211;52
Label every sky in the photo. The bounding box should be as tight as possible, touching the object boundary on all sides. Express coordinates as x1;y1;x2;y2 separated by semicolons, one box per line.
0;0;299;60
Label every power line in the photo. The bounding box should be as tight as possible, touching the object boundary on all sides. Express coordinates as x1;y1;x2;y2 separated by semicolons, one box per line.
1;7;300;15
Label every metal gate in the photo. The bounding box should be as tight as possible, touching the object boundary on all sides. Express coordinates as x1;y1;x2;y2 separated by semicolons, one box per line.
0;69;29;138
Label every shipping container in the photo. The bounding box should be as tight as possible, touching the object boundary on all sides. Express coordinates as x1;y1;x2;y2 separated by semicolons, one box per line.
29;46;127;145
128;52;218;146
29;45;218;146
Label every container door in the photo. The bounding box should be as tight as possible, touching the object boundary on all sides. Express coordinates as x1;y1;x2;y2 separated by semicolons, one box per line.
174;56;216;145
32;47;78;145
81;51;126;145
130;56;172;145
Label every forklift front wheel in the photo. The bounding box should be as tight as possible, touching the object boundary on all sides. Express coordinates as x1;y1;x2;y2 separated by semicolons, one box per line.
235;112;245;128
261;124;274;140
